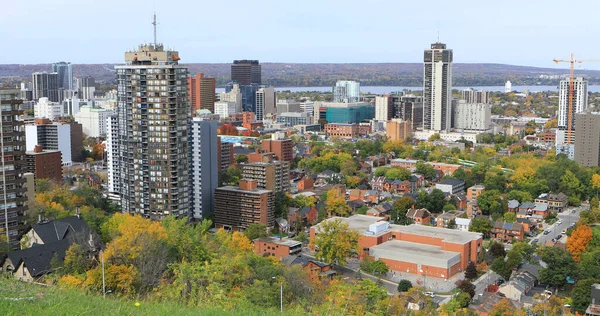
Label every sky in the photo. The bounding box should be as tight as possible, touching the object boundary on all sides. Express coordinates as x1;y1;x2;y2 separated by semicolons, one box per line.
2;0;600;69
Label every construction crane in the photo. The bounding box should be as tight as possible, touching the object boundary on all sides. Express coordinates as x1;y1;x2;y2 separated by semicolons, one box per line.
553;54;600;144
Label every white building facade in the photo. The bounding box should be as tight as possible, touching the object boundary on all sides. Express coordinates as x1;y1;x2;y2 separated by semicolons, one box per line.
453;102;491;131
34;97;64;120
557;77;588;145
214;101;237;119
423;43;453;132
25;123;72;165
255;87;276;120
73;105;115;137
333;80;360;103
219;83;242;112
375;95;392;121
106;115;120;195
189;118;218;220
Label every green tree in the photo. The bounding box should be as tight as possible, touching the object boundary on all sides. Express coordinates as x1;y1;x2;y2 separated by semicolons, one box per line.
274;191;291;218
469;217;492;236
464;261;478;280
491;257;512;280
391;196;414;224
397;279;412;292
560;170;583;203
325;189;351;217
572;278;599;314
505;190;533;203
488;241;506;262
477;189;504;217
244;223;267;241
503;212;516;223
374;167;387;177
538;246;577;289
385;167;411;181
235;154;248;164
356;205;368;215
63;243;91;275
313;219;359;266
360;257;389;275
415;161;436;179
458;280;476;298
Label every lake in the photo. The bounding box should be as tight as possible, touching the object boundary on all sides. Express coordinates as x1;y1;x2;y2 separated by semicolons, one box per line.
216;85;600;94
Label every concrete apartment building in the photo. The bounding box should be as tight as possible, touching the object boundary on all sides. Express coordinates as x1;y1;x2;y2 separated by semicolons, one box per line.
34;97;63;120
324;123;359;138
25;145;62;183
218;83;242;112
256;87;276;120
32;72;60;102
386;119;412;141
113;43;190;219
453;101;491;131
214;101;236;119
187;73;215;114
0;89;29;248
261;134;293;162
77;76;96;100
461;88;489;104
25;119;82;165
241;160;290;193
73;105;115;138
52;61;74;90
575;112;600;167
253;237;302;260
310;215;483;279
333;80;360;103
214;180;274;231
423;43;453;132
375;95;394;121
558;77;588;145
466;185;485;201
276;112;313;127
217;137;234;171
392;95;423;129
190;119;218;220
106;115;120;197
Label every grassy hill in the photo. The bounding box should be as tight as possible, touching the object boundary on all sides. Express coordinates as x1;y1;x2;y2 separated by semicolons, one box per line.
0;278;282;316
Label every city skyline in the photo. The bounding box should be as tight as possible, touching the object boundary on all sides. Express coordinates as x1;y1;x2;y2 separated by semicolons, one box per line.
2;0;600;69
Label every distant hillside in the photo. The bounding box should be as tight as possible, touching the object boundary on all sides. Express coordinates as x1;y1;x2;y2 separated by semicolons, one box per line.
2;63;600;87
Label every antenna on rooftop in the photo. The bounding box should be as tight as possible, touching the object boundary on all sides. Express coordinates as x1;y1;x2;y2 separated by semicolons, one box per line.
152;10;158;46
437;30;440;43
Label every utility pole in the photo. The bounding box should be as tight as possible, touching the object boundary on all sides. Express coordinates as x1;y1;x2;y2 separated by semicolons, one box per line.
101;250;106;299
280;281;283;313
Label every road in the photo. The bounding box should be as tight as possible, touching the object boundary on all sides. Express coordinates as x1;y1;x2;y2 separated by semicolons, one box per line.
530;206;584;247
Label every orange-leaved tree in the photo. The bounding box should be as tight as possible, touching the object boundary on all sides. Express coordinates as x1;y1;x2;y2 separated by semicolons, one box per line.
567;225;593;262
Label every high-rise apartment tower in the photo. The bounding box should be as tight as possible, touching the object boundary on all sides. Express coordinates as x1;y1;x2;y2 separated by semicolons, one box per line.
423;43;453;132
231;60;261;85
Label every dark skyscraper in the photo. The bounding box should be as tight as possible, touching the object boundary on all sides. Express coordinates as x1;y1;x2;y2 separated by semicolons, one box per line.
231;60;261;85
32;72;59;102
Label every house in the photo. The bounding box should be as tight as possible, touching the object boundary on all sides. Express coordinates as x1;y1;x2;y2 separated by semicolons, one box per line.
435;212;457;228
282;255;336;279
469;291;523;315
274;218;289;233
297;176;314;191
347;199;366;212
316;170;343;185
585;284;600;316
507;200;520;213
455;218;472;232
454;192;467;210
466;185;485;201
370;176;386;191
498;269;538;302
492;221;524;242
20;215;93;248
348;189;379;205
366;203;392;219
532;203;549;218
518;202;536;214
535;192;568;212
406;208;431;225
410;174;425;192
467;200;480;217
253;237;302;260
1;239;71;281
516;218;536;233
435;179;465;195
288;206;318;230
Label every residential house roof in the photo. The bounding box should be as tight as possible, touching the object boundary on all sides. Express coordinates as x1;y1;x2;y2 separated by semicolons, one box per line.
519;202;536;209
4;238;71;277
494;221;523;231
533;203;548;212
508;200;520;209
406;208;430;219
27;216;91;246
455;218;471;226
438;179;465;186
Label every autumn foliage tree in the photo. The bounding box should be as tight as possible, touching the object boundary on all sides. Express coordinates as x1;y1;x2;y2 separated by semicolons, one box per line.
313;219;359;266
567;225;593;262
218;124;238;135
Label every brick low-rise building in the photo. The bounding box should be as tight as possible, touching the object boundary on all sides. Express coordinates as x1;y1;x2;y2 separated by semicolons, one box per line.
324;123;359;138
25;145;62;183
253;236;302;260
310;215;483;279
492;221;524;242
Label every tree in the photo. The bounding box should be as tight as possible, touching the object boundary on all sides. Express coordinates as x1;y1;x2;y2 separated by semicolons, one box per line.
397;279;412;292
477;190;504;217
219;124;238;135
489;299;518;316
464;261;477;280
488;241;506;262
325;189;351;217
360;257;389;275
538;246;577;289
274;191;291;218
356;205;368;215
63;243;91;275
458;280;475;298
415;161;436;179
340;159;358;176
313;219;359;266
490;257;512;280
592;174;600;197
428;133;441;141
567;225;593;262
244;223;267;241
391;197;414;225
385;167;411;181
469;217;492;236
374;167;387;177
505;190;533;203
91;143;105;160
235;154;248;164
572;278;598;314
503;212;516;223
560;169;583;202
447;218;457;229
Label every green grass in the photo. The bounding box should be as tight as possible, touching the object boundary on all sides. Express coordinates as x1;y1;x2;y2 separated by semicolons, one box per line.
0;278;283;316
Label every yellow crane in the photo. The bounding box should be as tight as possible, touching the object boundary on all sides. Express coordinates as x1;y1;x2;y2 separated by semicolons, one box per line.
553;54;600;144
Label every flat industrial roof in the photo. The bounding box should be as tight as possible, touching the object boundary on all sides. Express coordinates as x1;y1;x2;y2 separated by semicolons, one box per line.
369;240;461;269
389;224;483;244
255;237;302;247
314;215;385;232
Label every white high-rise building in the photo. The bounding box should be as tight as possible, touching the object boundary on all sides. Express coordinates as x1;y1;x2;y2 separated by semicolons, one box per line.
189;119;218;220
423;43;453;132
214;101;237;119
301;101;314;116
34;97;64;120
375;95;392;121
505;81;512;93
453;101;491;131
25;122;72;165
557;77;588;145
73;105;115;137
255;87;276;120
114;42;190;219
106;115;120;195
333;80;360;103
219;83;242;112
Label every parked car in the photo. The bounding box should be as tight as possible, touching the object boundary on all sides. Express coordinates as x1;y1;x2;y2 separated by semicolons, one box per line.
557;220;562;225
543;230;551;235
496;279;504;285
532;238;539;244
562;230;567;234
551;238;556;243
572;209;577;213
556;235;562;240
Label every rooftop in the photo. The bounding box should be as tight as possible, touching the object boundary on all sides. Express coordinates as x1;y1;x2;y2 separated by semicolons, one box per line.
389;224;483;244
315;215;385;233
438;179;465;186
369;240;461;269
255;237;302;248
216;185;272;195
